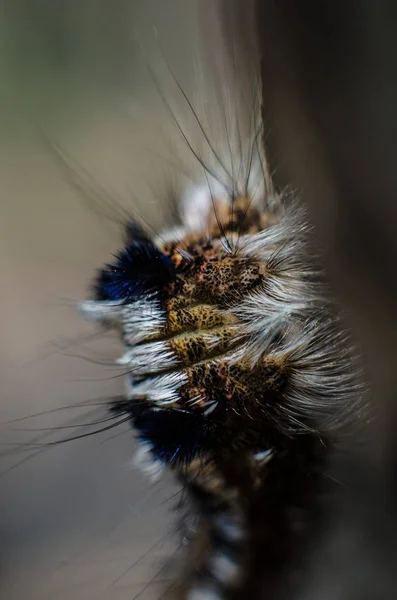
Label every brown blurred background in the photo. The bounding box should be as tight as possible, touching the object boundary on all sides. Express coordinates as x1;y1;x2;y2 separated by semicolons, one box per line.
0;1;208;598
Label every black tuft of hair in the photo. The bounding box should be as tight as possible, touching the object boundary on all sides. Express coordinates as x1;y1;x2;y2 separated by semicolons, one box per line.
133;406;213;466
94;240;175;302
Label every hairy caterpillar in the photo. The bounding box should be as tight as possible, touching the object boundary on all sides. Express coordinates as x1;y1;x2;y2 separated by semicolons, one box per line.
73;27;365;600
1;3;372;599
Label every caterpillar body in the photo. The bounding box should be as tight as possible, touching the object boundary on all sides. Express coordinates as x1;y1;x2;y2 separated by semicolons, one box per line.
77;43;364;597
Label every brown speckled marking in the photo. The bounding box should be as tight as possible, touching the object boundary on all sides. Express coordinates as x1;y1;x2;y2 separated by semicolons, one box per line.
159;199;269;311
176;356;289;416
161;304;238;336
166;252;267;309
169;326;237;366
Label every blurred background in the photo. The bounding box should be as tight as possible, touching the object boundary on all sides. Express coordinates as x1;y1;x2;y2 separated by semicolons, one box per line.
0;1;209;598
6;2;397;598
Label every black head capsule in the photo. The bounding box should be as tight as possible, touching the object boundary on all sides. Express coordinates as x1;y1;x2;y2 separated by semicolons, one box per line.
94;240;176;302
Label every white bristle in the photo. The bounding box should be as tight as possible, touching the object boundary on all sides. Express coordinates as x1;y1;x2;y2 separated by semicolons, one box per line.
180;181;229;233
204;401;218;416
187;587;222;600
133;440;165;482
209;551;241;585
122;298;165;345
116;340;177;374
126;371;187;405
78;300;123;322
253;449;274;465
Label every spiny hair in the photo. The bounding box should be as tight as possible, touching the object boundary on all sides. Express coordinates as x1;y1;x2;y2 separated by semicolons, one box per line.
77;48;366;598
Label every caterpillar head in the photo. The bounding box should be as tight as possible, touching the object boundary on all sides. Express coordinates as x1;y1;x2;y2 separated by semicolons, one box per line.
79;183;360;485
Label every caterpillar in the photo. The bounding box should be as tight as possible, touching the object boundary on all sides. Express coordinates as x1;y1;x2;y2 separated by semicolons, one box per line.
75;24;365;600
1;2;372;599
